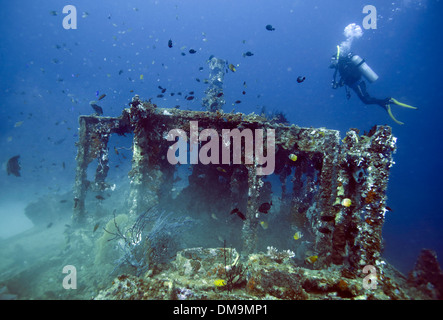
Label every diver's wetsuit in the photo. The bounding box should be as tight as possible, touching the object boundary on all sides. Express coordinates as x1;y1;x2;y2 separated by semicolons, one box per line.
330;51;417;125
331;53;390;108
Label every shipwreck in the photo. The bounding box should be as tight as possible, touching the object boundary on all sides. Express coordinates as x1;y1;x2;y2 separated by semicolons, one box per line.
73;92;396;273
64;57;443;300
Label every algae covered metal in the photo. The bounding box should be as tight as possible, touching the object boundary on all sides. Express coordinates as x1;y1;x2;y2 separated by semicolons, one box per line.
202;56;226;112
73;96;397;273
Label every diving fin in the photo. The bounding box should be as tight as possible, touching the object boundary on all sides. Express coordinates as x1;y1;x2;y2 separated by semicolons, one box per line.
385;104;404;125
384;98;417;125
389;98;417;110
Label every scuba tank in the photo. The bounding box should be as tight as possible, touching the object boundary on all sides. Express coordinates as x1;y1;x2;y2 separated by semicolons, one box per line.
350;54;379;83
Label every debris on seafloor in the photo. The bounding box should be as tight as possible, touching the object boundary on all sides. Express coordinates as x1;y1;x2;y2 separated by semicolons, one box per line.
94;246;438;300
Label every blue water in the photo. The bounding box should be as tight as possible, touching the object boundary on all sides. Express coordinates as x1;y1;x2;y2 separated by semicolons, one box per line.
0;0;442;274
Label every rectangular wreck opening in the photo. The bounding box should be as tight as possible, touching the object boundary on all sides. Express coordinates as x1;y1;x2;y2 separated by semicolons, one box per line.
85;159;98;185
80;133;135;219
154;136;327;260
171;164;190;200
253;149;324;263
160;162;248;250
107;133;134;181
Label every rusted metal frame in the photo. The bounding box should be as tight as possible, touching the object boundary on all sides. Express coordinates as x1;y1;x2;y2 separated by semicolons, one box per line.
73;116;127;224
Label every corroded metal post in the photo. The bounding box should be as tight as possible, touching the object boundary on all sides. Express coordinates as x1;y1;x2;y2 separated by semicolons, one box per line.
330;126;396;270
73;117;91;224
350;126;396;269
127;124;157;216
313;130;341;266
202;57;226;112
241;162;262;255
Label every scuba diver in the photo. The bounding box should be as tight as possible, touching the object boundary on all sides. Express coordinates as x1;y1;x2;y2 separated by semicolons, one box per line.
329;45;417;125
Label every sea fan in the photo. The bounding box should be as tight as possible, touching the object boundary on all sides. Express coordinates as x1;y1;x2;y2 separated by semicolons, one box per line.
105;206;194;276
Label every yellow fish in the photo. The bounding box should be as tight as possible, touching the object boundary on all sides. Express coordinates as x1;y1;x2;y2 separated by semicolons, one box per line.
260;221;268;230
293;231;303;240
228;64;236;72
214;279;226;287
341;198;352;207
14;121;24;128
216;166;227;173
305;255;318;264
289;154;298;162
140;74;144;80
